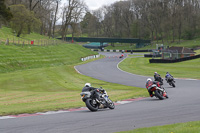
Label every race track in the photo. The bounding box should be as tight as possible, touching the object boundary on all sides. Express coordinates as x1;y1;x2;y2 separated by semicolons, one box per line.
1;52;200;133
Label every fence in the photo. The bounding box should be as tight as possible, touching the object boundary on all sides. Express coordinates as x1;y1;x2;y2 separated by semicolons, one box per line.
0;38;66;47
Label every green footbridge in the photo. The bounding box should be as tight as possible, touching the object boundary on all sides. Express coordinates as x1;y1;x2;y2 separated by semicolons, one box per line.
58;37;151;49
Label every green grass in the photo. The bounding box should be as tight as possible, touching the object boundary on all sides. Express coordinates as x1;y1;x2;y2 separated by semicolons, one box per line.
0;27;54;41
119;57;200;79
0;64;146;115
195;49;200;55
117;121;200;133
0;44;98;73
168;39;200;49
0;63;146;115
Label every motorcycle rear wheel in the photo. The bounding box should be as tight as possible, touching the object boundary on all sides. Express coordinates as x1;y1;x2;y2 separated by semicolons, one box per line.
85;99;98;112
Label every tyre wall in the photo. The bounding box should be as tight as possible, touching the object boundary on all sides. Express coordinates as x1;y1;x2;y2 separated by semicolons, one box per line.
149;54;200;63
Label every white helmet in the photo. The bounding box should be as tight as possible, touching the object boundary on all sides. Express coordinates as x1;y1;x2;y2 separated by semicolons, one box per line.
147;78;152;81
154;72;157;74
85;83;91;87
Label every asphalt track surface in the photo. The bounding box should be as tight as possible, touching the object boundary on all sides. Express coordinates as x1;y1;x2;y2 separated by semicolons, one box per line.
1;52;200;133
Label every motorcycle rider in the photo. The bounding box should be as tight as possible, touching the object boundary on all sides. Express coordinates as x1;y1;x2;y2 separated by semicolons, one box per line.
119;54;124;58
146;78;161;97
165;72;173;83
154;72;163;85
82;83;107;102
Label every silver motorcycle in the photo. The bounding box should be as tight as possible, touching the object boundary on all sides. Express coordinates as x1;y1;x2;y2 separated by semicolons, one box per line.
80;89;115;112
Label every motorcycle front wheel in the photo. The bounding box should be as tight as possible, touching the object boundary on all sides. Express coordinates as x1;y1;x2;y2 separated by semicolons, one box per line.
85;99;98;112
171;82;175;87
106;98;115;109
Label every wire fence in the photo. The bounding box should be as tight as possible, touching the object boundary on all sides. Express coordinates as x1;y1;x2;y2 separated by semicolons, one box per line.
0;37;66;47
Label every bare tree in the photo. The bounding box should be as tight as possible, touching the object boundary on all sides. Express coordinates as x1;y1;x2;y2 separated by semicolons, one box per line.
61;0;85;40
70;0;86;39
52;0;60;38
101;5;115;37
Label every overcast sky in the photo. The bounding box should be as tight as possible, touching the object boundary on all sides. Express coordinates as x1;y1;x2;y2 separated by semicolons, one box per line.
61;0;121;10
58;0;120;24
84;0;121;10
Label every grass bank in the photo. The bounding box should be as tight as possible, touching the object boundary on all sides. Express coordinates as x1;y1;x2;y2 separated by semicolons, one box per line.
0;44;96;73
117;121;200;133
0;27;55;41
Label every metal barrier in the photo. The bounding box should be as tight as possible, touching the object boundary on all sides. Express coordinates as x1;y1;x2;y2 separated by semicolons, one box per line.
81;54;100;61
149;54;200;63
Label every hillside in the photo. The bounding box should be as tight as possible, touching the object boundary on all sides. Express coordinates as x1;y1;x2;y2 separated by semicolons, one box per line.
0;44;97;73
0;27;98;74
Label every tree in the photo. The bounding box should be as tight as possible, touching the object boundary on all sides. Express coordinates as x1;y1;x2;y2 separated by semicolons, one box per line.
101;5;115;37
52;0;60;38
61;0;86;40
70;0;86;38
9;4;41;37
80;12;92;34
0;0;13;28
92;9;103;37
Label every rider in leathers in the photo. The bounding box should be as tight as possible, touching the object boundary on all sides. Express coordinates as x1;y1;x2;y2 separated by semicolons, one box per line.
154;72;163;85
82;83;107;102
146;78;161;97
165;72;173;83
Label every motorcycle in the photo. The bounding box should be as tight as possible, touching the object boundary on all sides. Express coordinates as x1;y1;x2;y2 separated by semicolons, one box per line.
148;83;168;100
80;89;115;112
119;54;124;58
166;76;176;87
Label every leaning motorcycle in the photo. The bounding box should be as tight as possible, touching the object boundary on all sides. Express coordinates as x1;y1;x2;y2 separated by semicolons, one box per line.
80;89;115;112
166;76;175;87
148;84;168;100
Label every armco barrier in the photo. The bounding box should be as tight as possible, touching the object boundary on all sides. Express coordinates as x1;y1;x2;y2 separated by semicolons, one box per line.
91;49;152;52
126;50;152;52
91;49;123;52
149;54;200;63
81;54;100;61
144;54;161;57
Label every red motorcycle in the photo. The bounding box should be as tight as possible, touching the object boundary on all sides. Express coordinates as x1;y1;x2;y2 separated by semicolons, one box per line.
119;54;124;58
147;82;168;100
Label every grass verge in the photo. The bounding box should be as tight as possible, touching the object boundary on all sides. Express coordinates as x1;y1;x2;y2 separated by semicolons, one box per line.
117;121;200;133
0;44;147;116
0;64;147;116
119;57;200;79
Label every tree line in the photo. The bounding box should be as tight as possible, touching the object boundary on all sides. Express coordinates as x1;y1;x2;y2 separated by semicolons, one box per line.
1;0;200;43
0;0;87;39
81;0;200;43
